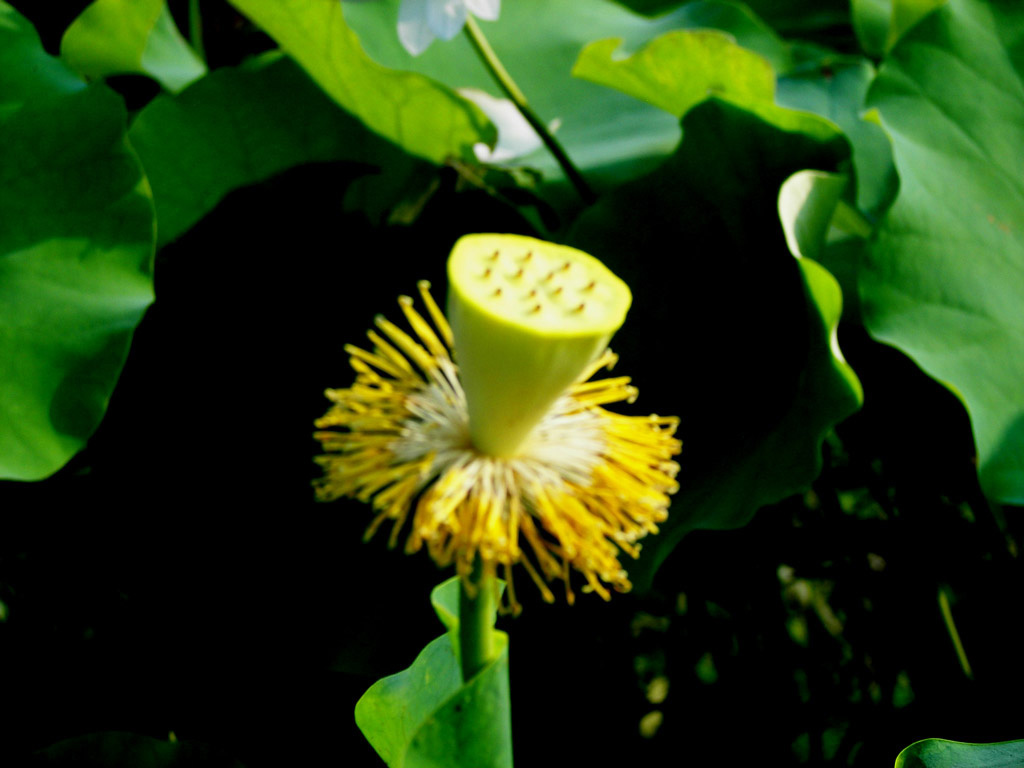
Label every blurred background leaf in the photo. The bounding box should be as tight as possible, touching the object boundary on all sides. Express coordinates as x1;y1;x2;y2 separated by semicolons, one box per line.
342;0;791;213
861;0;1024;503
225;0;494;165
128;53;420;246
852;0;948;57
572;29;776;118
0;1;155;481
33;731;244;767
776;54;897;220
612;0;851;40
60;0;206;93
572;26;840;139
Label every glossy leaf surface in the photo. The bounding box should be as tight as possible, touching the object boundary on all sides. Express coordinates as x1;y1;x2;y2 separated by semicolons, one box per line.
0;2;155;481
896;739;1024;768
862;0;1024;502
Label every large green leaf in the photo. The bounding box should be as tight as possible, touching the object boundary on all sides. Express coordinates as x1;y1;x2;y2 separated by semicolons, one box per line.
225;0;493;165
896;738;1024;768
342;0;790;200
355;578;512;768
861;0;1024;503
0;3;155;481
60;0;206;93
569;99;860;586
129;54;417;246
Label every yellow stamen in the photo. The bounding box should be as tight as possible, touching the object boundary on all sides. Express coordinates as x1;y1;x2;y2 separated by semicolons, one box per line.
313;284;681;613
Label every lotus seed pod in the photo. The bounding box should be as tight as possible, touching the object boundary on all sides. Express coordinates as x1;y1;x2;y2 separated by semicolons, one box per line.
447;233;632;457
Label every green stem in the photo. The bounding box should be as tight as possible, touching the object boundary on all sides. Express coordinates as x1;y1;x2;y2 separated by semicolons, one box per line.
189;0;206;65
938;585;974;680
463;15;596;205
458;561;497;682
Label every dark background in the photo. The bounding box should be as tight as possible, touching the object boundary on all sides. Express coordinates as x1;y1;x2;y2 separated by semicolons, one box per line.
3;3;1023;767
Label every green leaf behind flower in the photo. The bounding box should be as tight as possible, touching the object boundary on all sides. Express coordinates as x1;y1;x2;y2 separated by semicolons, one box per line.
0;2;155;481
896;738;1024;768
861;0;1024;503
581;26;898;224
225;0;494;165
355;578;512;768
60;0;206;92
342;0;790;202
129;54;418;246
569;99;861;587
572;30;775;120
572;27;838;141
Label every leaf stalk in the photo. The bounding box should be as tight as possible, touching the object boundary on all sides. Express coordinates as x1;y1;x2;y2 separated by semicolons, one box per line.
463;15;595;205
458;559;497;682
